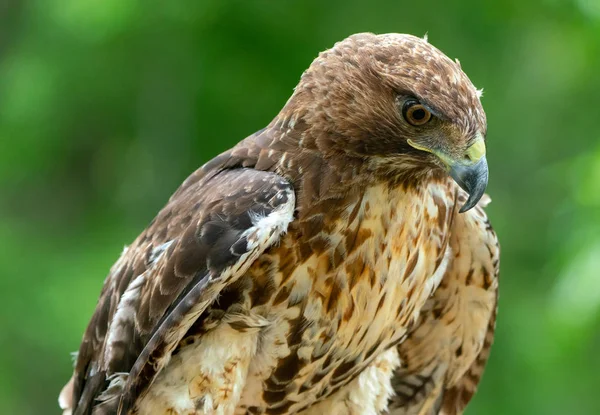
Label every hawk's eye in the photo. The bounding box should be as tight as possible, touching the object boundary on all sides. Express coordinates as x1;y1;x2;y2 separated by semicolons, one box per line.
402;101;432;126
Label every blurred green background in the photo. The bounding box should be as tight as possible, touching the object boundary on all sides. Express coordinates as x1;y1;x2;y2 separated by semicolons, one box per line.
1;0;600;414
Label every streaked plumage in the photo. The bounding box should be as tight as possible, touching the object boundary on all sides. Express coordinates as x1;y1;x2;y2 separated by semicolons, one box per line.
60;32;499;415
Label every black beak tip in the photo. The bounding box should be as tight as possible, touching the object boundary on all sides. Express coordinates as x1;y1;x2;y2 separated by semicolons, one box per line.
450;156;489;214
459;193;482;213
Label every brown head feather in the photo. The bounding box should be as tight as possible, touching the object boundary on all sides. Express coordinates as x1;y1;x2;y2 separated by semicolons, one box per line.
272;33;486;177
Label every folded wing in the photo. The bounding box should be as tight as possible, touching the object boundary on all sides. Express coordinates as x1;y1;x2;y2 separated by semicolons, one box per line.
62;166;295;415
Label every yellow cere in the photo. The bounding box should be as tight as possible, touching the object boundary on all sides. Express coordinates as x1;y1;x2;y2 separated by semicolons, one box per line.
466;139;486;163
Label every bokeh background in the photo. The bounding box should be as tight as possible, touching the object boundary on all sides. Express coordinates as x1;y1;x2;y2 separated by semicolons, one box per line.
1;0;600;414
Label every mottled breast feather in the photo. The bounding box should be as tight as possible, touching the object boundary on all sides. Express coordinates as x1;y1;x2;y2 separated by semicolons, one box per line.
388;192;499;415
221;175;458;415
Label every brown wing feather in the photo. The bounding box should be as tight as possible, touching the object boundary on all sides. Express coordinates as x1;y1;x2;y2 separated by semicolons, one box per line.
389;193;499;415
439;298;497;415
66;151;295;414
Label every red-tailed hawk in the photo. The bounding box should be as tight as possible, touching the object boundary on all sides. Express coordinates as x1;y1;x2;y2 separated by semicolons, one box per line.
60;32;499;415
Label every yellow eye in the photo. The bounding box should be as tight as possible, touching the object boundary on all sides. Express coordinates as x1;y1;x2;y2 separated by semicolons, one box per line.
402;101;432;126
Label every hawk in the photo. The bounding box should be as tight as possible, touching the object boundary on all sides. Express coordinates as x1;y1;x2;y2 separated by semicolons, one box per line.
60;33;499;415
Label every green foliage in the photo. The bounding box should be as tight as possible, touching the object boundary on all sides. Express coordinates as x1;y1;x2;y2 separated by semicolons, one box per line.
1;1;599;413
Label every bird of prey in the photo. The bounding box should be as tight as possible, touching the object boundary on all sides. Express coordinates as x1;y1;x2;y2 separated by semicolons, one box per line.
59;32;499;415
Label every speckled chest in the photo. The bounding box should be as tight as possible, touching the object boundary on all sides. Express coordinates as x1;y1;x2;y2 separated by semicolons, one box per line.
224;180;456;414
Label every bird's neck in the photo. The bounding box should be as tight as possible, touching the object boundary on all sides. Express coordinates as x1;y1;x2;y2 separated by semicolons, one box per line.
229;123;449;222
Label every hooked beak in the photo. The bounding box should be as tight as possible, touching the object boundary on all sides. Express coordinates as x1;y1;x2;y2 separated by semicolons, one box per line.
449;155;488;213
407;137;488;213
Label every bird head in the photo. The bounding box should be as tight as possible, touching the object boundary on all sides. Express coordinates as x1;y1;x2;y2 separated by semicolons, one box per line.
281;33;488;212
